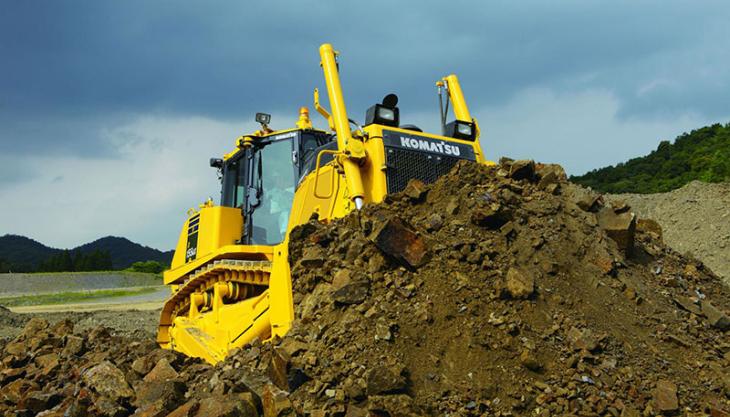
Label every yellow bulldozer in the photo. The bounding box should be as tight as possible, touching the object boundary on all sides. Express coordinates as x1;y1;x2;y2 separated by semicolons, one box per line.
157;43;488;364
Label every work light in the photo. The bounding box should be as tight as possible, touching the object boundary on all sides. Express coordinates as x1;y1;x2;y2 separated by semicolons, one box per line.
255;113;271;125
365;94;400;127
445;120;476;141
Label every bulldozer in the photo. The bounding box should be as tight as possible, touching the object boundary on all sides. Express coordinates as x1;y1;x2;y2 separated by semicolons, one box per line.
157;43;489;364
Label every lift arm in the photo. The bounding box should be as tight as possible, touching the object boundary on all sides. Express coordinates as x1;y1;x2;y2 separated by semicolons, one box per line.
319;44;366;209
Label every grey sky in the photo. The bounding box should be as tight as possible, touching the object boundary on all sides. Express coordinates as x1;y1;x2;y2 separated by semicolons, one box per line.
1;1;729;249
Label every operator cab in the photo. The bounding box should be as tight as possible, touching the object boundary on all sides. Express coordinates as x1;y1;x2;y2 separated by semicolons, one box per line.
216;118;332;246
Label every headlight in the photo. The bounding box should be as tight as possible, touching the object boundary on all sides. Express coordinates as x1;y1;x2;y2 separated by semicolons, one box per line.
457;123;472;137
445;120;476;141
365;103;400;127
377;107;395;122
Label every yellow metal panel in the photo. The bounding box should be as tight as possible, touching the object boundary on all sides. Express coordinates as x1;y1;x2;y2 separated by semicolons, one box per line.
267;243;294;338
196;206;242;261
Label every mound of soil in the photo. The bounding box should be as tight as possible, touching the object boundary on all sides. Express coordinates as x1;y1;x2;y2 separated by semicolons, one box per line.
609;181;730;285
0;161;728;416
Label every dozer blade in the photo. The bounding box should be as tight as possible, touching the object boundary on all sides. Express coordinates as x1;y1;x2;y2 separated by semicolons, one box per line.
157;259;275;364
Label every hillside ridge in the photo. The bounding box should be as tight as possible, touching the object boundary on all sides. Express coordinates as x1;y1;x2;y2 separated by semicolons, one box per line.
0;234;173;272
572;122;730;193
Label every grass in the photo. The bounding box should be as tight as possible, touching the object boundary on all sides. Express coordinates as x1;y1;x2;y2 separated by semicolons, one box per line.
0;287;159;307
2;270;160;277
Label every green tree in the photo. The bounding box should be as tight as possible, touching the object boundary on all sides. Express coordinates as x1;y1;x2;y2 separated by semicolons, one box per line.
127;260;167;274
572;122;730;193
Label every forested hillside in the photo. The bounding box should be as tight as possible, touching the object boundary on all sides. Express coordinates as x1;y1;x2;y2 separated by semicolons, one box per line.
0;235;173;273
571;122;730;193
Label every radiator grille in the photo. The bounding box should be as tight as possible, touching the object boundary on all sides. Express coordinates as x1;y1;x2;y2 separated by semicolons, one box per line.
384;147;461;194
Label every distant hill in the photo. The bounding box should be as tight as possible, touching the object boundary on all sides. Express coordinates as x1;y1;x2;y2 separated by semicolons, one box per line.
0;235;58;272
0;235;173;273
75;236;173;269
571;122;730;193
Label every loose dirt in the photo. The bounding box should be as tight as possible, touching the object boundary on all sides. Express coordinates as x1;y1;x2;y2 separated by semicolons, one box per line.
1;161;728;416
609;181;730;285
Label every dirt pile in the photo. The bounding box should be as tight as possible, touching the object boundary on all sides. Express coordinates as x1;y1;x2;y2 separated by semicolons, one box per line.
1;161;729;416
608;181;730;285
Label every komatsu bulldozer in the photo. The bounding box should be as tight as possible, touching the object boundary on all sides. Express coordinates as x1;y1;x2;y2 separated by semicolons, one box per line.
157;43;488;364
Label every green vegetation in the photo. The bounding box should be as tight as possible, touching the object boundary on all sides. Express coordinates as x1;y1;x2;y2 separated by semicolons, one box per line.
38;249;113;272
126;260;167;275
571;122;730;193
0;287;159;307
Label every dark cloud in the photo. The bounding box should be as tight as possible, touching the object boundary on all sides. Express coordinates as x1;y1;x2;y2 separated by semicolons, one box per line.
1;0;729;157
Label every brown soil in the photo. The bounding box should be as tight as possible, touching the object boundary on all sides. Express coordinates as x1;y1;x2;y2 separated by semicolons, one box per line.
1;161;728;417
609;181;730;285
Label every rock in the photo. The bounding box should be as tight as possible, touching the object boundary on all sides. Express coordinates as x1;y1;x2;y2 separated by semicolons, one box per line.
502;268;534;299
49;318;74;337
133;379;186;410
0;367;25;384
611;200;630;214
370;217;429;269
166;400;200;417
567;327;600;352
22;391;61;414
445;198;460;215
332;269;352;289
536;163;566;189
1;378;34;404
267;347;291;391
367;394;414;415
345;404;369;417
131;349;181;376
62;335;86;357
288;221;319;242
571;187;603;212
621;406;640;417
673;295;702;315
299;246;326;268
375;322;393;341
332;281;369;305
143;358;178;382
653;380;679;413
596;207;636;255
262;384;293;417
21;317;49;338
35;352;60;375
267;346;309;393
88;326;111;342
403;179;427;201
278;338;309;358
471;203;510;229
637;218;663;239
366;366;407;395
93;395;128;417
519;350;542;372
82;361;134;402
236;370;272;404
4;340;27;356
709;407;730;417
197;394;258;417
702;301;730;330
509;159;535;180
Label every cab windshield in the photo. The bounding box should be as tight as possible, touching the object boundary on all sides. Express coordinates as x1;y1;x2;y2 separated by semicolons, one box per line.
221;137;296;245
251;138;296;244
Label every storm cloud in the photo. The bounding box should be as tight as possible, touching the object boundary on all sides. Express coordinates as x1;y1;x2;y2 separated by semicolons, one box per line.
1;0;728;249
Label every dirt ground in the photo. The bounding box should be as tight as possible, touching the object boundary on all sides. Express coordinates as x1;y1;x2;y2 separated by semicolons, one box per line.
609;180;730;285
0;305;160;339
